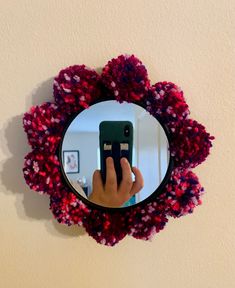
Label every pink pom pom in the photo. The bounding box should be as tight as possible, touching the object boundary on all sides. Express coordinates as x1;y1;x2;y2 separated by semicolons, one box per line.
101;54;150;102
83;210;128;246
23;150;63;195
23;102;68;153
127;203;168;240
53;65;101;112
158;169;204;217
170;119;215;169
50;188;90;226
145;81;189;124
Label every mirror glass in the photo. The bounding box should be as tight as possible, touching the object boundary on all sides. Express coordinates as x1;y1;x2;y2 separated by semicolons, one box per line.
61;100;170;208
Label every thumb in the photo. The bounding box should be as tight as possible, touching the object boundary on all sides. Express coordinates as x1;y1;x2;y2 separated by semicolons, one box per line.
130;167;144;196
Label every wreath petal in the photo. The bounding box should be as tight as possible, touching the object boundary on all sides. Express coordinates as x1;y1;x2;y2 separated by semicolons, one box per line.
101;54;150;103
23;150;63;195
23;102;68;153
83;210;128;246
53;65;101;113
50;187;90;226
145;81;189;125
170;119;215;169
127;203;168;240
158;169;204;217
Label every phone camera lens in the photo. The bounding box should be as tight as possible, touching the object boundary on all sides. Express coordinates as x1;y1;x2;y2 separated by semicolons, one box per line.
124;125;130;137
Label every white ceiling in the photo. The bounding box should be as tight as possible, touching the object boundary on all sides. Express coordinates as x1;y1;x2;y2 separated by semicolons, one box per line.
67;100;145;132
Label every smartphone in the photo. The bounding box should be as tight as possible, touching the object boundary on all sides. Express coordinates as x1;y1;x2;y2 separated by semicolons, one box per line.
99;121;133;185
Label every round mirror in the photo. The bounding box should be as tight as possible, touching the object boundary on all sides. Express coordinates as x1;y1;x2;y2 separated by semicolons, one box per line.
60;100;172;209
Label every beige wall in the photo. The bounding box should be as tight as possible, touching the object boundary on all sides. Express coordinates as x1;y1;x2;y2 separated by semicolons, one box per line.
0;1;234;287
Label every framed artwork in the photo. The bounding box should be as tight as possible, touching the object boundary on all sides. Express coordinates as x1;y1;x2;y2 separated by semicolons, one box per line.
63;150;79;174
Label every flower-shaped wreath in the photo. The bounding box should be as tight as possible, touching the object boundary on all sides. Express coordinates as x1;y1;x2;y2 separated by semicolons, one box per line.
23;55;214;246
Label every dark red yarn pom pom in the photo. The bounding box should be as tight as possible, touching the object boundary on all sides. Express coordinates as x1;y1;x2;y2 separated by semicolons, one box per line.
83;210;128;246
170;119;215;169
101;54;150;103
158;169;204;217
23;102;68;153
23;150;63;195
127;203;168;240
145;81;189;124
50;188;90;226
53;65;101;112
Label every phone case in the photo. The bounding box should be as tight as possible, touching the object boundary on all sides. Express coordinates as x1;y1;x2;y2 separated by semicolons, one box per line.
99;121;133;185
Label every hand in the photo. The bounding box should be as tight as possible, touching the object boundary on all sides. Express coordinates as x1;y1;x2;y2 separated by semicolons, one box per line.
88;157;144;208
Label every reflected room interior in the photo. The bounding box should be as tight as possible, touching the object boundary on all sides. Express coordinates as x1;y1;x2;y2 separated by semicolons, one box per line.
61;100;170;208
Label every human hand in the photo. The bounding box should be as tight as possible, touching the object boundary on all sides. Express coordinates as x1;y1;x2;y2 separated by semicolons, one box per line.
88;157;144;208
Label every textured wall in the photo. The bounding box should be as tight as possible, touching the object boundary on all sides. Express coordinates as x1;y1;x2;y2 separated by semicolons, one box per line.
0;1;234;287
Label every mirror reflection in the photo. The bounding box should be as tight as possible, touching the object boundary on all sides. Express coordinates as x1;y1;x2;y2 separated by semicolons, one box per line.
61;100;170;208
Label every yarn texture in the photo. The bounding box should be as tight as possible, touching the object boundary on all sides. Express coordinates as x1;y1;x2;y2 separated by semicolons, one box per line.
23;55;214;246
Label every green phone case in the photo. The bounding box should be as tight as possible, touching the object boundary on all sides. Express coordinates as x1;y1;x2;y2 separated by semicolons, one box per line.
99;121;133;185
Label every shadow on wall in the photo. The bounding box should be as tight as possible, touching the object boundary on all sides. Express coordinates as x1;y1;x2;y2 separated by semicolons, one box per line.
0;78;86;238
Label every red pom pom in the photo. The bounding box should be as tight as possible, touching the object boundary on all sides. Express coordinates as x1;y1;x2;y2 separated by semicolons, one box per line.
158;169;204;217
23;150;63;195
145;81;189;124
170;119;215;169
50;188;90;225
101;54;150;102
23;102;67;153
53;65;101;112
127;203;168;240
83;210;128;246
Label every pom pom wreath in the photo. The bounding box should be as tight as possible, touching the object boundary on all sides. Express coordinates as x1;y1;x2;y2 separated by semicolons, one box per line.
101;54;150;102
22;54;214;246
127;204;168;240
170;119;215;169
23;102;68;153
145;81;189;124
50;188;90;226
23;150;63;195
158;169;204;217
53;65;101;112
83;210;128;246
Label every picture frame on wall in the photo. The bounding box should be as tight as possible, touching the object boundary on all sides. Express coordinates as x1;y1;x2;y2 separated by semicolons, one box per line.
63;150;80;174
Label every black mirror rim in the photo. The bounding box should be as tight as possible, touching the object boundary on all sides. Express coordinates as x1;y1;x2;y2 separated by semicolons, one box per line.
57;98;174;212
